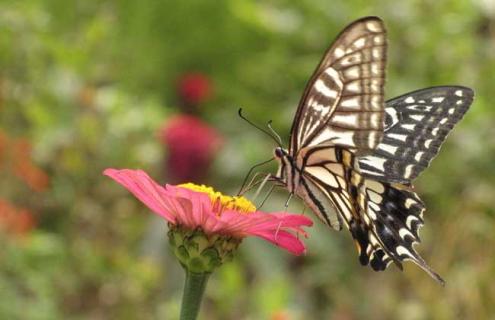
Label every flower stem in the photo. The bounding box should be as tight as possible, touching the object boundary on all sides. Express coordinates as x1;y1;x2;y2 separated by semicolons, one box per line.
180;270;210;320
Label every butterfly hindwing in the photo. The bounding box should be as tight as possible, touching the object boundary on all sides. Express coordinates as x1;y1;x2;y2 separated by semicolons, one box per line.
298;175;344;230
359;86;474;183
295;145;355;230
299;148;444;283
351;177;444;283
291;16;387;155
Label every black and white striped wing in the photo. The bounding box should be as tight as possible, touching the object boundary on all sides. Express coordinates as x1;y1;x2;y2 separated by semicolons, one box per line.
353;178;444;284
296;147;354;230
297;147;445;283
298;174;346;230
290;16;387;156
359;86;474;183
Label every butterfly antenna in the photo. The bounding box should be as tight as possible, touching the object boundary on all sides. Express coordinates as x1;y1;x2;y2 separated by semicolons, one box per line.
237;158;274;196
267;120;283;146
238;108;283;148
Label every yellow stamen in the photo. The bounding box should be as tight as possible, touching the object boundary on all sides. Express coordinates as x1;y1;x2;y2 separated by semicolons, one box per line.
179;183;256;214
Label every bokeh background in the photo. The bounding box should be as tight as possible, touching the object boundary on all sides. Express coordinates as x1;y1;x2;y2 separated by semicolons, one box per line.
1;1;494;319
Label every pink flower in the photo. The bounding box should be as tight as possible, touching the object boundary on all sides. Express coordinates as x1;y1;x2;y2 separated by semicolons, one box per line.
159;115;223;183
177;72;212;106
103;168;313;255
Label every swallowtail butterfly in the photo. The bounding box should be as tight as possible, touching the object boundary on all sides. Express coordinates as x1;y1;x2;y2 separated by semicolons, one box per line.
270;16;473;284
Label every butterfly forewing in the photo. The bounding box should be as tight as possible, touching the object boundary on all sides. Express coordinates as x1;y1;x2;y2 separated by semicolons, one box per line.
291;17;387;155
359;86;474;183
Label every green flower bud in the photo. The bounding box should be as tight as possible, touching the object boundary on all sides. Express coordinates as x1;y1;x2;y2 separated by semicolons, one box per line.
168;223;242;274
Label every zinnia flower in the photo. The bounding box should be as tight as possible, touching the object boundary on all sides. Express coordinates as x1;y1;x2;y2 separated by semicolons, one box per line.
104;169;312;267
104;168;313;320
159;115;223;183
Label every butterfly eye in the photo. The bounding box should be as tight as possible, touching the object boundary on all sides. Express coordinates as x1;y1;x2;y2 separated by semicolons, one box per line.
274;147;285;158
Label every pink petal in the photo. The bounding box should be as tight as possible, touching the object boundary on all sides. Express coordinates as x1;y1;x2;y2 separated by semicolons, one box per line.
251;229;308;255
218;210;312;255
164;184;222;230
249;213;313;237
268;213;313;227
103;169;177;222
245;213;312;232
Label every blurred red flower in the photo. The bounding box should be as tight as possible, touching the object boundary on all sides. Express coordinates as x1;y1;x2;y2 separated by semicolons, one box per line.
159;115;223;183
12;138;49;192
0;198;36;236
177;72;213;106
271;311;290;320
0;130;49;192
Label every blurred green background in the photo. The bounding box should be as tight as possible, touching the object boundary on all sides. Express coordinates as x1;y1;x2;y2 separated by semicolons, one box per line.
1;1;494;319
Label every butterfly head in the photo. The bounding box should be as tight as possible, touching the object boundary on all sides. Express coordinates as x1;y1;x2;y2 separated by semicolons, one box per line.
274;147;288;159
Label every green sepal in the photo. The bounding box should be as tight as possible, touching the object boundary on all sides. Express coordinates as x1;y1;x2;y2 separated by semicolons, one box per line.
168;224;241;274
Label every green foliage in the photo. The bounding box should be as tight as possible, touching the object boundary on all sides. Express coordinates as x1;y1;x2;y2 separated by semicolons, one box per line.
1;0;494;319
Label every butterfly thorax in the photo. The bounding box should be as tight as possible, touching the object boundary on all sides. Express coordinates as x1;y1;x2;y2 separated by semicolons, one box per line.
273;147;300;193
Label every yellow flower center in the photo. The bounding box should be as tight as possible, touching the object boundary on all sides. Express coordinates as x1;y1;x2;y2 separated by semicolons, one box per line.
179;183;256;214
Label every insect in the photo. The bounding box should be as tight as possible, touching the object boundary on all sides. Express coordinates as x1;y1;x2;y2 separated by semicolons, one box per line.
268;16;473;284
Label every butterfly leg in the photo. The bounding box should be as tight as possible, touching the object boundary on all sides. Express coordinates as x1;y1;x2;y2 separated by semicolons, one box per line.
237;157;276;195
239;172;269;195
257;184;275;209
253;173;272;201
284;192;293;212
274;220;283;242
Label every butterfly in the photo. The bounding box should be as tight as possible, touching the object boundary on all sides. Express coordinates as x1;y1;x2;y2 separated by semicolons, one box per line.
270;16;473;284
